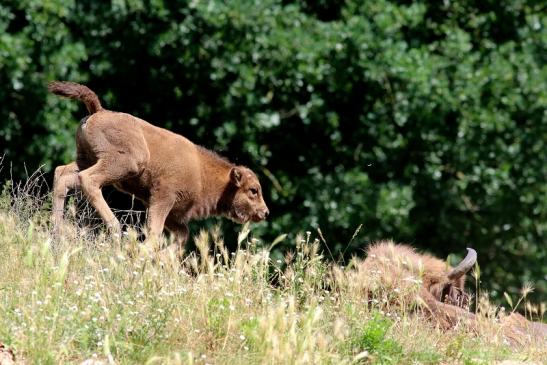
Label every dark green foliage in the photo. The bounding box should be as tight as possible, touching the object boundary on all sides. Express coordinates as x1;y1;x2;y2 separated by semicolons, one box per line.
0;0;545;302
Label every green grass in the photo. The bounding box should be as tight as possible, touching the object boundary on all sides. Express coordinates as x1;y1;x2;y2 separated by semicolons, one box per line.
0;184;545;364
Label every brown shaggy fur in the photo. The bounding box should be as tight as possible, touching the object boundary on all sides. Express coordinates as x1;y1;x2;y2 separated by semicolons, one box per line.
50;81;269;249
337;240;547;343
335;240;476;329
363;241;477;328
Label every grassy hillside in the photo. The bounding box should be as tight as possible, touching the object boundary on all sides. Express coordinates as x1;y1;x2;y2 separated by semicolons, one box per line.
0;184;545;364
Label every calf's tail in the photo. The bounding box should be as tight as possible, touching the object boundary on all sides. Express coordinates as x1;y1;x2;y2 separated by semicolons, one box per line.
48;81;103;114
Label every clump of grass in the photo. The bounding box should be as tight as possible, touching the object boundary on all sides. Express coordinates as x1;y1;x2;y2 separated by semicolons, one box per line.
341;312;403;364
0;175;545;364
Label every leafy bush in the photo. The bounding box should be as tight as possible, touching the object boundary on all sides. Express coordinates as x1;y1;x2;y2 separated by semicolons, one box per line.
0;0;545;302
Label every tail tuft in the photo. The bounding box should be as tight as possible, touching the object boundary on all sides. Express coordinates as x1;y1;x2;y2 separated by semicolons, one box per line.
48;81;103;114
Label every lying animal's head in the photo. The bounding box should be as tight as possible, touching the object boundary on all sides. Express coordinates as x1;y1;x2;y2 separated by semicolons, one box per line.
221;166;269;224
428;248;477;308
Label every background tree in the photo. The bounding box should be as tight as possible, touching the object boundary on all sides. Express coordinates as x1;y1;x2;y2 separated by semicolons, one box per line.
0;0;545;303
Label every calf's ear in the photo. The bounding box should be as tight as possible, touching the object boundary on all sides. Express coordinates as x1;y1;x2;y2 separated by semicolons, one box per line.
230;167;243;187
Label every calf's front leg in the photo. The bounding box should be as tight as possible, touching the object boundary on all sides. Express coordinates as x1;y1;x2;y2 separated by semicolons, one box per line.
145;191;177;249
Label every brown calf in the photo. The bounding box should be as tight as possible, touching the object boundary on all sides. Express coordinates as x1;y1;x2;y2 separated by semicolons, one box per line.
50;81;269;249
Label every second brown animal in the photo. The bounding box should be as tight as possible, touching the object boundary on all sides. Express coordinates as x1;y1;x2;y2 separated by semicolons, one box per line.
334;240;476;329
335;240;547;343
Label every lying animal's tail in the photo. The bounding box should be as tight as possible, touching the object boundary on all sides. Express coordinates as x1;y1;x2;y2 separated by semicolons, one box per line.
48;81;103;114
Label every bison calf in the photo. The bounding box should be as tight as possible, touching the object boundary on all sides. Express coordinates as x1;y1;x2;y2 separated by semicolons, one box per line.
50;81;269;249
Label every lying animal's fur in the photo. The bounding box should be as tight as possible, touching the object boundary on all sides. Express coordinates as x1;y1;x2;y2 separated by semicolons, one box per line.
333;240;476;329
50;81;269;248
335;240;546;343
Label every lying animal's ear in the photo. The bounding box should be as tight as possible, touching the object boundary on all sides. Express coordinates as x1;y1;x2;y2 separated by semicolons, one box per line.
230;167;243;187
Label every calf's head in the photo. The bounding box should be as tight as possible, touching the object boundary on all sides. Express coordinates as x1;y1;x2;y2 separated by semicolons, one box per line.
221;166;269;224
429;248;477;308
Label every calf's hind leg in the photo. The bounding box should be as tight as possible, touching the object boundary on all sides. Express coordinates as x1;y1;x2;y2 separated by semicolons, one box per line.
78;156;144;236
52;161;80;232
